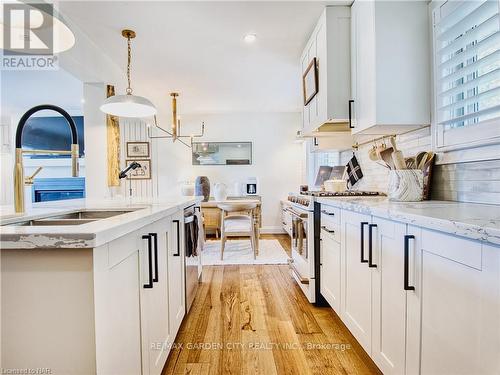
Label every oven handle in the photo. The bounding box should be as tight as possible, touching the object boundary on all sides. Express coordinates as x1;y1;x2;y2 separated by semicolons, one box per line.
285;208;308;219
287;259;310;285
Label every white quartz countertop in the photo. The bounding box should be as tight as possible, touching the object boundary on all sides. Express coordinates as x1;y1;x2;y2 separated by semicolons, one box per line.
0;196;201;249
317;197;500;246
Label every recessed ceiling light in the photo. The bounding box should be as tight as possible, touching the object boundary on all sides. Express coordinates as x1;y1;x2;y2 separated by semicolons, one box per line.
244;33;257;43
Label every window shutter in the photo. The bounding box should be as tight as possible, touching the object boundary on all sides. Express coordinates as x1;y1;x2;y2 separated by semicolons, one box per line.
434;0;500;130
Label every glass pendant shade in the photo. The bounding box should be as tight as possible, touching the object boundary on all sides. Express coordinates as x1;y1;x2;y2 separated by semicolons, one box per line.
100;93;157;118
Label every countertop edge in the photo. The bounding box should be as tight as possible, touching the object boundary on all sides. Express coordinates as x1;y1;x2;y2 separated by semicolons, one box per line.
0;198;200;249
317;198;500;246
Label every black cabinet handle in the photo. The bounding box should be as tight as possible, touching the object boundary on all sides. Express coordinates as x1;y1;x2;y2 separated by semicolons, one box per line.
313;137;319;147
321;210;335;216
150;233;158;282
173;219;181;256
321;226;335;234
348;100;355;128
142;235;153;289
368;224;378;268
404;235;415;291
360;222;369;263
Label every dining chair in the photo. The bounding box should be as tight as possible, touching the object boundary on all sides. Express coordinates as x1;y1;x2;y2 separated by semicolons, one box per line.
217;202;258;260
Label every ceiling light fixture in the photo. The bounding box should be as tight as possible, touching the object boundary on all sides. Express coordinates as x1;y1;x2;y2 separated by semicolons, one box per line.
147;92;205;149
244;33;257;43
100;29;157;118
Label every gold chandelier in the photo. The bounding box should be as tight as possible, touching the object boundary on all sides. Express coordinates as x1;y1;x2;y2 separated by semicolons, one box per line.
147;92;204;148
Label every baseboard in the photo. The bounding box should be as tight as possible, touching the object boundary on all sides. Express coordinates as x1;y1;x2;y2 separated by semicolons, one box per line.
260;226;286;234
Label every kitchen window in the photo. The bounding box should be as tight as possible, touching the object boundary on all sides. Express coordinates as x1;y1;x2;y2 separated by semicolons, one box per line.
432;0;500;151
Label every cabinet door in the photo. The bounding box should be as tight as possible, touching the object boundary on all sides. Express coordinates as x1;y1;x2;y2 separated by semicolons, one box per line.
94;232;143;375
350;0;376;134
407;227;500;375
168;211;186;339
301;51;311;131
340;210;372;353
320;228;341;313
371;218;408;375
140;219;171;375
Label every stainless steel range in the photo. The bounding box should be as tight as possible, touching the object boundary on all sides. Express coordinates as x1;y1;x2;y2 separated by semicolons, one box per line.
286;190;382;304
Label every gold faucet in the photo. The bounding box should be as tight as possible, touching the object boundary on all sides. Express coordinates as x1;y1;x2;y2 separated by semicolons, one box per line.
14;105;79;213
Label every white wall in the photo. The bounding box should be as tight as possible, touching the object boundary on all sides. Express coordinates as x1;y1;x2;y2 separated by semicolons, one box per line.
149;112;302;232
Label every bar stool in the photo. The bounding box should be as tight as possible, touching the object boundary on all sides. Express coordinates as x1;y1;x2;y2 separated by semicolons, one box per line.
217;202;257;260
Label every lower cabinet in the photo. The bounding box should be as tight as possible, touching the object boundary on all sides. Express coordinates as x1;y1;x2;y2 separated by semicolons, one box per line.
320;227;341;312
371;217;408;374
140;218;172;375
323;203;500;375
94;212;186;375
167;210;186;340
340;210;373;353
406;226;500;375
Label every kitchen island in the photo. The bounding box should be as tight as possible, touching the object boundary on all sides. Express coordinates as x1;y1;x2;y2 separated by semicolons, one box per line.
1;197;201;375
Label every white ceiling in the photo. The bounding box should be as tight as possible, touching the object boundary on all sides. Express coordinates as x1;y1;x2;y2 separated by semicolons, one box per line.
58;1;341;114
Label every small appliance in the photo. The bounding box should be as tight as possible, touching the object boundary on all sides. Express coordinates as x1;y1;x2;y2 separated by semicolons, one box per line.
245;177;258;195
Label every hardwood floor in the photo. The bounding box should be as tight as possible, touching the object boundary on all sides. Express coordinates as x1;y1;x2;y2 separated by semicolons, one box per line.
163;235;380;375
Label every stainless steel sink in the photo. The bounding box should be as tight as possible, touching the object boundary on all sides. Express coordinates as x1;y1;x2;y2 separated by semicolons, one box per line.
3;208;142;226
9;219;97;226
46;209;139;220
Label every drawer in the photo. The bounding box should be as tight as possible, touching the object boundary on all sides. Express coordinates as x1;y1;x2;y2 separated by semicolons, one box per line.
320;205;340;225
320;223;340;243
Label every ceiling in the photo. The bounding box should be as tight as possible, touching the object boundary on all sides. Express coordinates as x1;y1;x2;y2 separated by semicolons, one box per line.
58;1;342;114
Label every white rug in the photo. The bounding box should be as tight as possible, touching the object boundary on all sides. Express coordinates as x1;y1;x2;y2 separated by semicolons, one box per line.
202;239;289;265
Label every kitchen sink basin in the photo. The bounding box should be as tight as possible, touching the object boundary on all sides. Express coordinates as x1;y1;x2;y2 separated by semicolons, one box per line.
3;208;143;226
46;209;140;220
9;219;97;226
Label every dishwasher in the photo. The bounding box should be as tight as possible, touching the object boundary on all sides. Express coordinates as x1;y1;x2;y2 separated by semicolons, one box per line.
184;204;202;312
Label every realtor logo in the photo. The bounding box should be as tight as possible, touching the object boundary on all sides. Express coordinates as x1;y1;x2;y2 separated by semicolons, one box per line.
3;2;54;55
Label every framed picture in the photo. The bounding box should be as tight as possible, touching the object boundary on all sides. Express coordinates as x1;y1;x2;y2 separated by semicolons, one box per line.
126;142;150;158
302;57;318;106
125;159;151;180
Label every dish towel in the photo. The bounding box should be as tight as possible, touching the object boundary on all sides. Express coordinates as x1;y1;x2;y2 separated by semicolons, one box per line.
185;215;199;257
346;154;363;188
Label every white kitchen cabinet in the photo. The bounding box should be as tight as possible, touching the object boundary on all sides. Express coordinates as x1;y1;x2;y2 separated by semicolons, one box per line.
93;229;144;375
370;217;408;375
320;227;341;312
350;0;430;135
94;214;185;375
140;218;172;375
300;6;351;134
340;209;372;353
167;210;186;339
406;227;500;375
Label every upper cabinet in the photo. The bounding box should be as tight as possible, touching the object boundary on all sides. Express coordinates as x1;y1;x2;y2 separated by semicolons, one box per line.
301;6;351;134
350;0;431;135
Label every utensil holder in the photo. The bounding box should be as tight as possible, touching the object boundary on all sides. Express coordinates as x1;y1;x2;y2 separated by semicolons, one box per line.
388;170;424;202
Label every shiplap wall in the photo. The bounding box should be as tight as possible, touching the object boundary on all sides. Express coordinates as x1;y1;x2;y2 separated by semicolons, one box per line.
119;119;157;198
340;127;500;205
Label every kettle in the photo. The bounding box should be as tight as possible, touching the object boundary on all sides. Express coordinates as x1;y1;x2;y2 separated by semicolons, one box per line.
214;183;228;201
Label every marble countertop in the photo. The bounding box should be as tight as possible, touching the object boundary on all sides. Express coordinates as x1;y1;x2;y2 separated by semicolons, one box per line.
317;197;500;246
0;196;201;249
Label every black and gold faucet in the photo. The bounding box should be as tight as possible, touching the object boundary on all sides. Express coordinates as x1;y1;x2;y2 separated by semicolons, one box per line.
14;104;79;213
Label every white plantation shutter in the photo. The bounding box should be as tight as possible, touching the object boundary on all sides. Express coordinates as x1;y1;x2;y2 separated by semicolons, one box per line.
433;0;500;136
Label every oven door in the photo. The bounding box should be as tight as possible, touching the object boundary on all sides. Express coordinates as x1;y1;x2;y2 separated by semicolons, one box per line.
288;207;314;280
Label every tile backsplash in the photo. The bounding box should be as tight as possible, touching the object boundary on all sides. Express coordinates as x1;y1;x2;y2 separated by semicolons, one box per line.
340;127;500;205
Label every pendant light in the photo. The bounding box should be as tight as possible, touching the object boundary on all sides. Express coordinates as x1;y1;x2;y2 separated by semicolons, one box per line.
100;29;157;118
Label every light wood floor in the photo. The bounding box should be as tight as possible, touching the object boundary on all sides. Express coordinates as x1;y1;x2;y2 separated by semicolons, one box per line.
163;235;381;375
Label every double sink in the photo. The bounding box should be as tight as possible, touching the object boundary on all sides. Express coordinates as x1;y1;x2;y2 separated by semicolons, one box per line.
5;209;142;227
